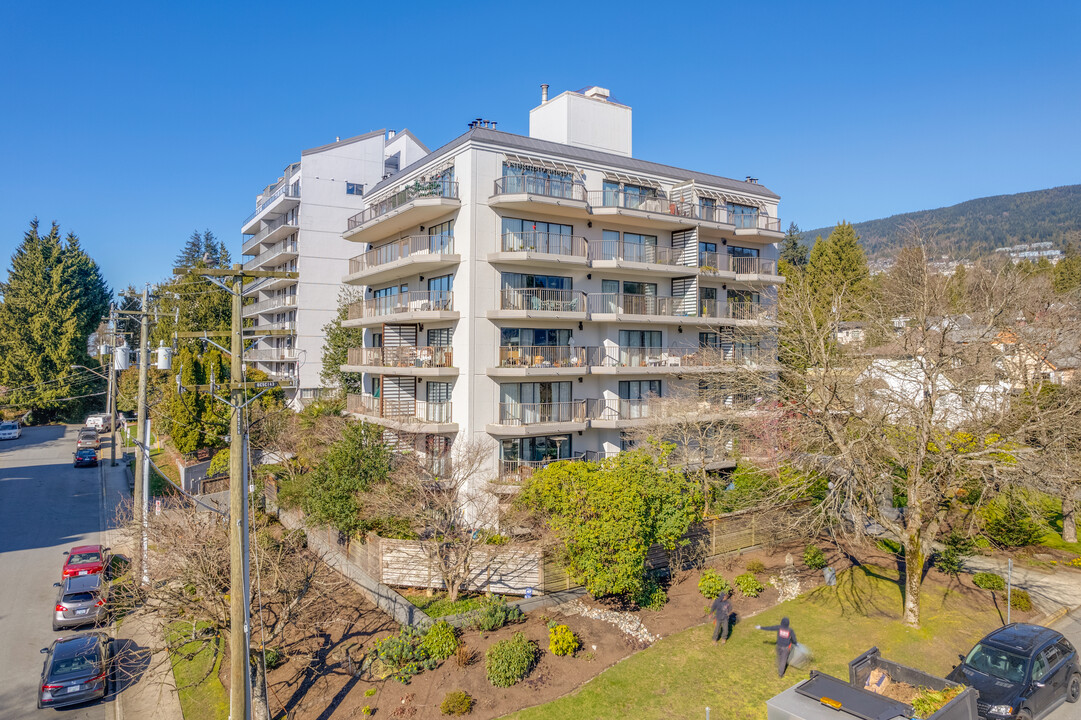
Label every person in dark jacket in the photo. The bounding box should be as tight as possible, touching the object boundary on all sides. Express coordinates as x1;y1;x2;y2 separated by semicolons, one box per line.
710;591;733;644
755;617;796;676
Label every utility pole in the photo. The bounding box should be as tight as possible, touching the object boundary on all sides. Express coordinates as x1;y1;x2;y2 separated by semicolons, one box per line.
107;303;118;467
134;284;150;516
174;264;296;720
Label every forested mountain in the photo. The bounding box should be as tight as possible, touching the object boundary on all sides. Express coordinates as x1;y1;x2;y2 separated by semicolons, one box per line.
801;184;1081;259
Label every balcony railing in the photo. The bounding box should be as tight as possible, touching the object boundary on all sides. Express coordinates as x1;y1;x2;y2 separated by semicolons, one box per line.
697;205;730;224
349;235;455;274
346;179;459;230
588;241;684;266
587;293;692;317
244;295;297;315
496;400;588;426
244;348;299;361
499;288;585;313
724;301;773;321
256;320;296;332
243;183;300;226
498;345;592;369
347;291;453;320
697;251;730;274
242;215;298;254
346;393;453;424
732;213;782;232
590;346;715;368
497;452;594;482
586;190;697;219
244;238;298;270
493;176;587;202
500;231;587;258
592;398;651;422
346;346;453;369
730;257;778;276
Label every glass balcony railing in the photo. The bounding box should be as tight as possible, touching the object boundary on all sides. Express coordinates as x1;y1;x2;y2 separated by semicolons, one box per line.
492;176;587;202
243;184;300;227
346;179;458;231
586;190;697;218
732;214;782;232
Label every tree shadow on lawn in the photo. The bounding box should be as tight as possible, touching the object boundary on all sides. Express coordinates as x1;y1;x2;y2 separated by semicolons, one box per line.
801;564;903;621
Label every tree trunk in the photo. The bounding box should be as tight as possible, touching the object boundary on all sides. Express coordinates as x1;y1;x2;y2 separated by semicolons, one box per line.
250;651;270;720
901;531;923;628
1064;492;1077;544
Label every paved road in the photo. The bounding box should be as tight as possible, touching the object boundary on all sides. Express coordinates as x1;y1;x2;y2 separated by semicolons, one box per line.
1051;610;1081;720
0;425;113;719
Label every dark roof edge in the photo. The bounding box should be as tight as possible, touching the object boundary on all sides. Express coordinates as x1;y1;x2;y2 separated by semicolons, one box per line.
302;129;386;157
366;127;780;200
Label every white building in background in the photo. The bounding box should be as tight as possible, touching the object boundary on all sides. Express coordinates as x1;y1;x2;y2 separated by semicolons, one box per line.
338;86;785;513
240;130;428;404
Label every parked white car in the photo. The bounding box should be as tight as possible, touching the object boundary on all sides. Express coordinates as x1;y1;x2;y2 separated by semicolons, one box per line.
84;414;112;433
0;421;22;440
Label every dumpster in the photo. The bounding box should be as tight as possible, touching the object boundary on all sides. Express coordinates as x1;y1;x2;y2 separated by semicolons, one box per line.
766;647;978;720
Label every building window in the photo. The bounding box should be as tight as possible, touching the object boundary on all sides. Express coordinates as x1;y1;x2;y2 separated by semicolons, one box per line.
371;377;381;399
346;182;364;196
428;220;454;252
501;328;572;347
371;332;383;348
699;197;718;222
501;435;572;463
428;327;453;347
500;272;571;291
727;203;758;228
728;245;759;258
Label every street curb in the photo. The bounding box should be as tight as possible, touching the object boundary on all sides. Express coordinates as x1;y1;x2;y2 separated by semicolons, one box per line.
101;460;122;720
1039;606;1070;627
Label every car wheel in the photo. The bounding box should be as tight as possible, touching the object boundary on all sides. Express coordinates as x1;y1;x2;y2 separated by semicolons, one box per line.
1068;672;1081;703
1016;711;1031;720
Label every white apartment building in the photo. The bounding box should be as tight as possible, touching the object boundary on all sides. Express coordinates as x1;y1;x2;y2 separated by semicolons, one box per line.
240;130;427;403
338;86;784;510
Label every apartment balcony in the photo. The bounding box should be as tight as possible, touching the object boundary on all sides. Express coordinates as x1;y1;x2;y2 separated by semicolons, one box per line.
242;295;297;317
253;320;296;333
341;346;457;378
241;183;301;235
342;291;457;328
344;235;459;286
346;393;457;433
244;238;298;271
487;232;589;269
263;371;298;386
495;451;595;487
343;180;459;243
586;190;698;230
590;345;774;374
697;252;782;282
590;398;652;428
732;213;784;239
487;345;593;378
244;348;299;362
486;289;587;322
486;400;590;437
586;294;775;326
488;176;589;217
587;240;692;275
242;215;298;255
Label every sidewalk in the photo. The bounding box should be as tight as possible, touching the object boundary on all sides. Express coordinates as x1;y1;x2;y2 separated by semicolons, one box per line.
102;458;185;720
963;554;1081;618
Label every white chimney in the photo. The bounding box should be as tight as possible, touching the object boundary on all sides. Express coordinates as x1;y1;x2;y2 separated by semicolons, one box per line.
387;130;396;140
529;85;632;157
541;83;549;103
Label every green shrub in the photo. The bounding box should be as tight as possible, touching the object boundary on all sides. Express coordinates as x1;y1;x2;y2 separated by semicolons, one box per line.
934;530;976;576
548;624;580;656
803;544;828;569
440;690;474;716
485;632;538;687
972;572;1007;591
697;569;731;599
734;572;765;598
635;577;668;610
1009;589;1033;612
745;559;766;575
370;625;438;683
208;448;230;477
262;647;284;670
983;493;1045;548
468;595;523;632
364;688;376;697
875;538;902;556
361;706;372;716
423;621;459;662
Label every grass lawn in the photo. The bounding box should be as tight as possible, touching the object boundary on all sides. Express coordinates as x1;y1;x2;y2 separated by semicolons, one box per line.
503;565;1008;720
165;621;229;720
405;591;485;618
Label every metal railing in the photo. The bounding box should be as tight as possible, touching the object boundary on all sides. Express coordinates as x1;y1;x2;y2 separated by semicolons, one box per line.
346;179;459;230
588;241;684;266
242;215;298;254
586;190;697;218
347;291;454;320
493;176;587;202
244;238;298;270
244;348;299;361
500;232;588;257
697;251;730;274
349;235;456;274
590;346;715;368
255;321;296;332
497;400;588;426
732;213;781;232
725;301;772;321
499;288;585;313
587;293;693;317
730;257;778;276
697;205;730;224
243;295;297;315
592;398;651;421
243;183;300;226
497;452;594;482
498;345;592;369
346;394;453;423
346;346;454;368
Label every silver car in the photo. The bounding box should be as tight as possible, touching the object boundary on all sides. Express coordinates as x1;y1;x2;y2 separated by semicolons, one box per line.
37;632;111;709
76;429;100;450
52;574;108;631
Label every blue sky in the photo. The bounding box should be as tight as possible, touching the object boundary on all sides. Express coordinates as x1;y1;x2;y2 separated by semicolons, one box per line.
2;1;1078;293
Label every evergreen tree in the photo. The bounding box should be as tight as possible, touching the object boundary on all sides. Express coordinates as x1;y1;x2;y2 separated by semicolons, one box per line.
1053;244;1081;294
320;288;365;393
176;230;205;268
806;222;870;318
200;230;220;267
780;222;808;268
216;239;232;269
0;220;111;419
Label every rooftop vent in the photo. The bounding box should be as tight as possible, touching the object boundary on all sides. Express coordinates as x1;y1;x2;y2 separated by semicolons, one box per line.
745;176;759;184
467;118;498;130
583;86;611;100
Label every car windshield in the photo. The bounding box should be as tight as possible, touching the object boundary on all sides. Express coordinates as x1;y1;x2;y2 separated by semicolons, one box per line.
50;649;101;678
0;423;14;430
966;643;1028;683
69;552;101;564
63;592;97;603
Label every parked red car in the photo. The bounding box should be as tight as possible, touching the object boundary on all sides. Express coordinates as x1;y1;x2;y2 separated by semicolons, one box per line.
61;545;109;579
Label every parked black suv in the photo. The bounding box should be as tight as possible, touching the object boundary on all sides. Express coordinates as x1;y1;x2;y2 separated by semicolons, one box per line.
947;623;1081;719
